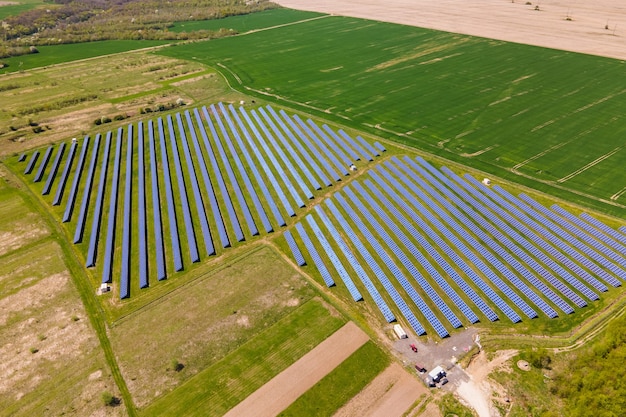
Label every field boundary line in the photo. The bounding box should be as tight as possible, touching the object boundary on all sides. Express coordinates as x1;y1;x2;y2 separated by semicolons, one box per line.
511;141;570;172
610;186;626;201
222;321;369;417
557;146;622;183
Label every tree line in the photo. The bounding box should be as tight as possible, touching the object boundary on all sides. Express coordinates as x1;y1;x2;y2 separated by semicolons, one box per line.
0;0;276;58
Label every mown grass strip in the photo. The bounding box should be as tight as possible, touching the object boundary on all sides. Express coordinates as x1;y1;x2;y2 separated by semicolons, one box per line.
277;340;390;417
142;298;345;416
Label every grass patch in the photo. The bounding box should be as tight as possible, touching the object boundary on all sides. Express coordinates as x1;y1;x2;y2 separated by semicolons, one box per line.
169;8;325;33
0;0;46;20
439;393;477;417
278;340;389;417
142;298;345;416
0;40;173;74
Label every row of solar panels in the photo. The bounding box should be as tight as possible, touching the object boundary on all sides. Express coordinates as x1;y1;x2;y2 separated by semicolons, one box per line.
285;158;624;338
19;103;382;298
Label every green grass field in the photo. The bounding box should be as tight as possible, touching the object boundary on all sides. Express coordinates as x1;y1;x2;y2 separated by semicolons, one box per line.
0;40;173;73
156;15;626;216
142;298;346;416
277;341;389;417
170;8;325;33
0;0;45;20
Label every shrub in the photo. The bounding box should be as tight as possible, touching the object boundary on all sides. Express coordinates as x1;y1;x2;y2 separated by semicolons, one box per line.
169;359;184;372
101;391;120;407
32;126;44;133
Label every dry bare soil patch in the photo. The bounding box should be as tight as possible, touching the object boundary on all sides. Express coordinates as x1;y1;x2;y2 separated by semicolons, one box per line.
0;178;122;417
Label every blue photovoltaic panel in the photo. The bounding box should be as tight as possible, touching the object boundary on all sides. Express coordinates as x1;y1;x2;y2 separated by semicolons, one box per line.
356;135;380;157
462;174;611;292
62;136;90;221
580;212;626;246
435;164;601;300
101;129;123;283
403;157;577;313
18;153;26;162
241;107;306;209
314;206;396;323
308;120;352;166
259;106;322;191
187;110;232;248
338;129;372;162
24;151;40;175
323;124;360;162
52;141;77;206
85;132;112;267
373;167;530;321
266;105;331;187
73;134;102;244
389;159;560;318
166;115;199;264
521;195;626;267
306;214;362;300
137;122;149;287
494;186;626;284
369;170;521;322
207;105;259;236
33;146;53;183
284;230;306;266
279;109;341;183
255;107;316;198
158;117;183;272
148;120;166;280
120;126;134;299
329;196;436;337
218;103;273;233
42;143;66;195
345;183;478;324
295;222;335;287
293;114;349;177
175;113;215;256
374;142;386;153
228;104;286;227
194;108;245;242
551;204;626;259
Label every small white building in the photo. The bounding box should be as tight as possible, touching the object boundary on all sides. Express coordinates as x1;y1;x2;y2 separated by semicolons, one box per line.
482;178;492;186
349;164;357;172
428;365;446;382
393;324;407;339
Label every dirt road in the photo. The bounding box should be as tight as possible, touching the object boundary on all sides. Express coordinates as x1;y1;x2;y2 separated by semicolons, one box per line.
222;321;369;417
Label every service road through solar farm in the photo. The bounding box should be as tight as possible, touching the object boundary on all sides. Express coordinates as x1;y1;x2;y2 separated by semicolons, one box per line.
2;3;626;417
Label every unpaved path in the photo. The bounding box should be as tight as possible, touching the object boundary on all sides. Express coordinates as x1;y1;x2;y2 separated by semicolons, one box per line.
275;0;626;60
333;362;427;417
223;321;369;417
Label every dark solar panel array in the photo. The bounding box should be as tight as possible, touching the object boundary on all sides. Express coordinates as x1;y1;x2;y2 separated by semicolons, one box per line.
120;127;134;299
33;146;53;182
148;121;166;281
52;141;77;206
284;230;306;267
73;134;102;244
137;122;149;288
62;136;90;221
294;222;334;288
579;212;626;246
42;143;65;195
101;129;123;284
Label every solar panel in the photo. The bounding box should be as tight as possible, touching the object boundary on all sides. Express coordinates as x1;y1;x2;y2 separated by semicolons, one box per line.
175;113;215;256
217;103;274;233
391;158;564;317
137;122;149;287
24;151;40;175
226;104;285;228
305;215;362;300
293;114;349;176
73;134;102;244
62;136;90;222
278;109;341;182
345;184;478;324
207;105;259;236
338;129;373;162
120;126;134;299
42;143;66;195
85;132;112;267
373;142;386;153
33;146;54;183
259;106;322;191
580;212;626;246
101;129;123;283
294;222;334;287
166;115;199;264
157;117;183;272
266;105;332;187
148;120;167;280
284;230;306;267
323;125;360;162
52;141;77;206
194;108;245;242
